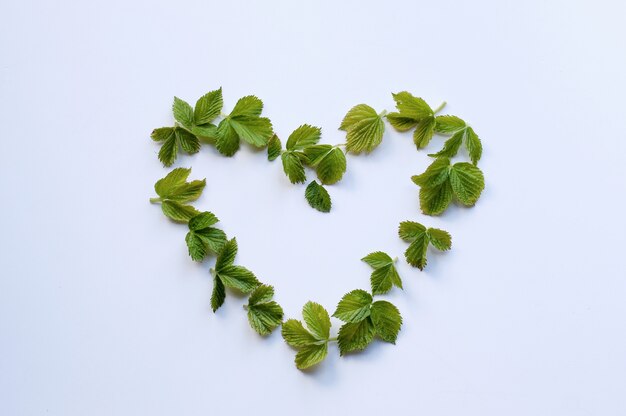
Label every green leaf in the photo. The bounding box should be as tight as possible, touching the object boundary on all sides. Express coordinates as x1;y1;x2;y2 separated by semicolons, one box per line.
194;88;223;125
428;129;464;159
211;275;225;312
281;151;306;184
282;302;331;370
399;221;451;269
248;284;275;305
186;232;207;261
230;95;263;117
305;180;331;212
449;162;485;205
286;124;321;151
362;252;402;295
185;212;226;261
340;104;377;130
370;301;402;343
152;125;201;166
173;97;194;128
391;91;433;121
188;211;219;229
154;167;190;194
419;180;453;215
385;113;418;131
434;115;466;133
215;119;240;156
295;343;328;370
191;124;217;139
267;134;282;161
413;116;436;149
411;157;451;188
340;104;385;153
158;136;177;166
282;319;320;347
337;318;375;355
333;289;373;323
151;127;175;142
247;285;284;336
465;126;483;165
161;200;199;223
151;168;206;223
217;265;259;293
309;146;346;185
426;228;452;251
398;221;429;270
302;301;331;341
215;238;238;270
229;116;273;147
176;128;200;154
213;95;273;155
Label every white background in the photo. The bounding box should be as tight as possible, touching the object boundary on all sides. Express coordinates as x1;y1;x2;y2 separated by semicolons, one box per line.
1;0;625;415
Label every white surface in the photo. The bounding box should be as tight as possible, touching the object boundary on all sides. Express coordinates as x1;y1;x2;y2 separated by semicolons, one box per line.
1;0;626;414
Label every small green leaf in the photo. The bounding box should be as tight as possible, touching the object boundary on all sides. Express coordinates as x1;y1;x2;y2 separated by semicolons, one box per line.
465;126;483;165
305;180;331;213
185;232;207;261
398;221;429;270
426;228;452;251
282;319;320;347
267;134;282;161
434;115;466;133
339;104;377;130
215;119;240;156
333;289;373;323
173;97;194;128
449;162;485;205
419;180;453;216
337;318;375;355
194;88;223;125
282;303;331;370
362;252;402;295
217;265;259;293
229;116;273;147
161;200;199;223
230;95;263;117
295;343;328;370
302;301;331;341
188;212;219;230
215;238;238;270
248;284;275;305
313;147;346;185
411;157;451;188
281;151;306;184
385;113;418;131
340;104;385;153
399;221;451;269
391;92;433;120
285;124;321;151
151;127;175;142
185;212;226;261
370;301;402;343
191;124;217;139
428;129;464;159
413;116;435;148
211;275;225;312
247;285;284;336
176;128;200;154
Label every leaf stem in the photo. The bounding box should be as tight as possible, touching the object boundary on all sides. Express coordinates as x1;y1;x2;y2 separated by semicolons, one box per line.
149;197;162;203
328;336;338;342
379;109;388;117
433;101;447;114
